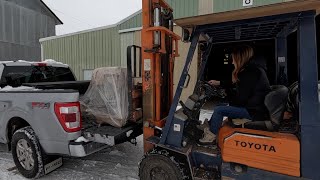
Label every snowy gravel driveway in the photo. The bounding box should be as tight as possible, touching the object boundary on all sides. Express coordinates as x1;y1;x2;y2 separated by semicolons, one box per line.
0;136;144;180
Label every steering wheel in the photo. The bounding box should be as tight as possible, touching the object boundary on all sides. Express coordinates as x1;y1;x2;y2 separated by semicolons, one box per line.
201;81;226;99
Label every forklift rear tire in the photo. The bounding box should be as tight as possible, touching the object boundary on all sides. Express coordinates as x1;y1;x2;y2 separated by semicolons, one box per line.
11;126;44;179
139;153;184;180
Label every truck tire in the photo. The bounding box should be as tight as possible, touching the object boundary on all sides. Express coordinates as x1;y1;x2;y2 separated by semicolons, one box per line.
139;149;186;180
11;126;44;179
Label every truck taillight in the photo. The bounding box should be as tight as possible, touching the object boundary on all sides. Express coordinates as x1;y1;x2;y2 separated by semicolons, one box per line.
54;102;81;132
36;63;47;66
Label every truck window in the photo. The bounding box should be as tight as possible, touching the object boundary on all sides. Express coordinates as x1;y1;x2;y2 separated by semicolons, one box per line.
0;66;76;87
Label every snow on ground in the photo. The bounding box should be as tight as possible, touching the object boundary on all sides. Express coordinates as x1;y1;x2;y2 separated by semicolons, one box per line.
0;136;144;180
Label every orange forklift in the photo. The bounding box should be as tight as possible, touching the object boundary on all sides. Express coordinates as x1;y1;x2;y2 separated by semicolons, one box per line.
135;0;320;179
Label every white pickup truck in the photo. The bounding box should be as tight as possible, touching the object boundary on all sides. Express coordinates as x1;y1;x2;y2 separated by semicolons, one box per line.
0;60;142;178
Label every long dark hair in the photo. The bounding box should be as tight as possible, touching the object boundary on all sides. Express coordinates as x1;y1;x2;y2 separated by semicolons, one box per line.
232;45;254;83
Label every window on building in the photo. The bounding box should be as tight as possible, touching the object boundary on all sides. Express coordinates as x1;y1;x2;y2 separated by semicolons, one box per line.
83;69;94;80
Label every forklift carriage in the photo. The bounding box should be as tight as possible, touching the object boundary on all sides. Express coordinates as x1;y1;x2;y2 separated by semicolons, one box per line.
141;2;320;180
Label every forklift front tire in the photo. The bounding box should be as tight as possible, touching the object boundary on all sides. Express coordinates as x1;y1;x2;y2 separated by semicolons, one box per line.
139;152;185;180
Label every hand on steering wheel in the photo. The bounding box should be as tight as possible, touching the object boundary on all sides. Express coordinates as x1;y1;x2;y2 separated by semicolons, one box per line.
208;80;220;86
201;81;226;99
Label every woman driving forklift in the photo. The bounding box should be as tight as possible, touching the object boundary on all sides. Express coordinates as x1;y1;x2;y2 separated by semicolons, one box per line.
199;45;271;145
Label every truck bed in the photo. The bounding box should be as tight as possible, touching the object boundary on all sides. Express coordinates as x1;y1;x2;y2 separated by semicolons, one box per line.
25;79;143;147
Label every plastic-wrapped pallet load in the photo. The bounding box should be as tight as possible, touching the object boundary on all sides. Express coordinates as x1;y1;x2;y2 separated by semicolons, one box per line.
80;67;129;128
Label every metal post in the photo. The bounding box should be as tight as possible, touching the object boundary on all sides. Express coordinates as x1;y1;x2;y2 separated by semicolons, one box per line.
298;11;320;179
154;7;161;46
160;31;200;144
193;38;213;93
276;37;288;85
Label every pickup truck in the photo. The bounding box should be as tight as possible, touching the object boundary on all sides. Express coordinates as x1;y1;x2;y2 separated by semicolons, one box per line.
0;60;143;178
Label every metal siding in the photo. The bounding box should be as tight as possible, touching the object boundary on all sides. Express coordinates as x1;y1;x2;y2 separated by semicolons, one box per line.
20;7;28;45
166;0;199;19
105;29;111;66
12;4;20;45
13;0;61;24
199;0;214;15
213;0;284;13
119;12;142;30
92;31;97;68
119;0;199;30
117;0;293;31
0;2;3;42
85;32;91;70
134;30;141;46
41;27;121;80
89;32;94;69
114;28;121;66
120;32;135;67
137;13;142;29
4;2;13;43
79;33;85;75
105;29;110;66
0;0;56;61
96;31;101;68
102;29;107;66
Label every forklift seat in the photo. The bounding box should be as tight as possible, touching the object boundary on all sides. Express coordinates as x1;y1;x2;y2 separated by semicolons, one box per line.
243;85;289;131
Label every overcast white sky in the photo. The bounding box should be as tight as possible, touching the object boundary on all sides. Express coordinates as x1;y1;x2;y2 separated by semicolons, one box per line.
42;0;142;35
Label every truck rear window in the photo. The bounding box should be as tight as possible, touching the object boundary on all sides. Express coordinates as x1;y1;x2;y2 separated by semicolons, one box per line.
0;66;76;87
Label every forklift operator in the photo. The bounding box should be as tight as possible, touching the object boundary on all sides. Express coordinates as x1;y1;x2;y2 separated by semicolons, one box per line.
199;45;271;145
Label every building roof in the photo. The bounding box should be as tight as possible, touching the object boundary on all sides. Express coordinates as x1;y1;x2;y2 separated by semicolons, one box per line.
118;10;142;26
39;24;117;42
175;0;320;27
39;0;63;25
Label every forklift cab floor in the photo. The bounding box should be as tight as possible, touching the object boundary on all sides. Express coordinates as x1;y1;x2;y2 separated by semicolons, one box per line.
147;136;220;157
193;144;220;156
191;136;220;153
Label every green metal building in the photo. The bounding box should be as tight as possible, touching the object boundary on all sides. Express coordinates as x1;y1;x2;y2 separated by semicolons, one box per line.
41;25;120;80
40;0;294;81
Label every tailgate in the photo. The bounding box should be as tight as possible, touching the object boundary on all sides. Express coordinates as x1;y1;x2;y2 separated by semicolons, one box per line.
81;115;143;146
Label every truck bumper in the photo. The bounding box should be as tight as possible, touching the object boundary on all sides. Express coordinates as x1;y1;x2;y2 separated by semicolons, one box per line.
69;141;109;157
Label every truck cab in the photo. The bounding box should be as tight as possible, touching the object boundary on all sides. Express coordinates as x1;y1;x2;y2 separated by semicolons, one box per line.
0;60;76;88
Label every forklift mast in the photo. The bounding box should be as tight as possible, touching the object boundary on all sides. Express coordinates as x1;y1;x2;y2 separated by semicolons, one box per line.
141;0;180;152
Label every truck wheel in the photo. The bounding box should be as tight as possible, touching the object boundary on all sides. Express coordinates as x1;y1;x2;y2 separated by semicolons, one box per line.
139;150;186;180
11;126;44;179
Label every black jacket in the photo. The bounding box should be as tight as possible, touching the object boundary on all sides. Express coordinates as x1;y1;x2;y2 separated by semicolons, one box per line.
221;58;271;121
